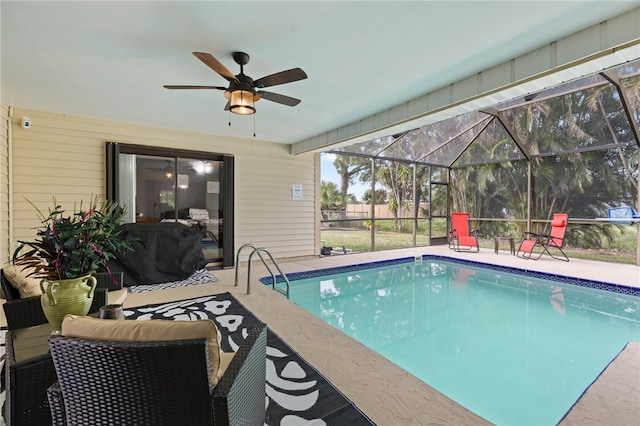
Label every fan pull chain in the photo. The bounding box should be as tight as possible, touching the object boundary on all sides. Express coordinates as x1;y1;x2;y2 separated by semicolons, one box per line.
227;111;256;137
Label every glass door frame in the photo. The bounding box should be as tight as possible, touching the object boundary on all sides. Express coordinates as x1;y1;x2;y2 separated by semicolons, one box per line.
106;142;235;268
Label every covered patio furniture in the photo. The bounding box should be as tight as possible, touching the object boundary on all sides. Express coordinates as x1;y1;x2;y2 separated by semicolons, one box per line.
449;212;479;252
517;213;569;262
607;206;640;225
108;222;207;286
46;322;267;426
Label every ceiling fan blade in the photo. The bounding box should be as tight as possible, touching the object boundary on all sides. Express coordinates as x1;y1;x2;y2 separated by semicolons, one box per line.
258;91;301;107
253;68;307;88
193;52;238;83
163;85;227;90
224;101;230;111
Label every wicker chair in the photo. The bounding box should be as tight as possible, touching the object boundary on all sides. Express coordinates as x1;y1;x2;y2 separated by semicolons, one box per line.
1;270;120;330
47;323;267;426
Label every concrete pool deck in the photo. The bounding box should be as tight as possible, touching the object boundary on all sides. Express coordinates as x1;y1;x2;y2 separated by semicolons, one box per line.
3;245;639;424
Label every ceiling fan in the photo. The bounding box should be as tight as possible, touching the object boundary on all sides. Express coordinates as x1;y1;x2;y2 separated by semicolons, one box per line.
164;51;307;115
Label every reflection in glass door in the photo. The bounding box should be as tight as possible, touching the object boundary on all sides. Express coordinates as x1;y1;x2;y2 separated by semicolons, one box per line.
175;158;224;264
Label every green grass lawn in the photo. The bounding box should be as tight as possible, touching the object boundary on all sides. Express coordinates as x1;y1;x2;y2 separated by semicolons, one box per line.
321;228;638;264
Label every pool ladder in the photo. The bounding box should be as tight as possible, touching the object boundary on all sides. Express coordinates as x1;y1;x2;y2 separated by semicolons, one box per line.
235;243;291;298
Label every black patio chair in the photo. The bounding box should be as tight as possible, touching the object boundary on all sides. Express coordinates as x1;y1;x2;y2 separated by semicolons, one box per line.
47;323;267;426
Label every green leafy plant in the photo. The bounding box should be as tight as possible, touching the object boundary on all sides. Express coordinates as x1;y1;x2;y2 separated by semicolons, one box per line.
13;197;137;281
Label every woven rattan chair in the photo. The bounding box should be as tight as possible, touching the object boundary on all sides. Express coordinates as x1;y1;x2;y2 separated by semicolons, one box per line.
47;323;267;426
0;270;119;330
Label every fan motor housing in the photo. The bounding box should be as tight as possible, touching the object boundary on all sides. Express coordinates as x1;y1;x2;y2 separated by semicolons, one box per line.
232;52;250;66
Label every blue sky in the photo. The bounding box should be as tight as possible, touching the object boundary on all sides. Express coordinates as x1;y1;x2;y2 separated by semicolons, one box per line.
321;153;368;200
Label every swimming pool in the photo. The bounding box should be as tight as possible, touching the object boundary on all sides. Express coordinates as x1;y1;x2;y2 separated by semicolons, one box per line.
261;256;640;425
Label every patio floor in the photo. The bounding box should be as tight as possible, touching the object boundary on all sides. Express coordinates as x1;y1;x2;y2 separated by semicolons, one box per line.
2;245;639;425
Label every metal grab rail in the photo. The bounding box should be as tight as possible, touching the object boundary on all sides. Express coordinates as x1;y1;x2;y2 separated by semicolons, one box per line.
235;244;290;298
234;243;257;287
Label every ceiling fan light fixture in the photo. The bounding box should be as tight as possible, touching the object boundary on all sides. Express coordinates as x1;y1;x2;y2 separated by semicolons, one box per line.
228;89;256;115
165;52;306;116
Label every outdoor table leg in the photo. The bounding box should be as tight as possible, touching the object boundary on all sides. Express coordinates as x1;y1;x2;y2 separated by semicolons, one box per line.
495;237;516;255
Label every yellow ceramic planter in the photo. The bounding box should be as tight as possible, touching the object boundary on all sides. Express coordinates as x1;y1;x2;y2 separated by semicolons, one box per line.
40;274;97;333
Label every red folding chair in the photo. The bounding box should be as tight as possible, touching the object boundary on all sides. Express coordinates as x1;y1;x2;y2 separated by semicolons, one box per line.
517;213;569;262
449;212;479;252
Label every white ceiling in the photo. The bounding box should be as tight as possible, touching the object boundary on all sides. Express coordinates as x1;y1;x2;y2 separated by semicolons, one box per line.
1;1;638;146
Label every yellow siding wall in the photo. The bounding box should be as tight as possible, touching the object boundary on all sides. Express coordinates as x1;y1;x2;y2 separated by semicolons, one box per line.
7;107;317;264
0;105;9;265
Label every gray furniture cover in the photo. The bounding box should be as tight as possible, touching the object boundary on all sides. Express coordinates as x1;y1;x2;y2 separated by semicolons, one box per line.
109;222;207;286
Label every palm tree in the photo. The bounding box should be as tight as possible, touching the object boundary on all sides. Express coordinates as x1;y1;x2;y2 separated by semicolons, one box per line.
320;181;344;217
376;161;412;230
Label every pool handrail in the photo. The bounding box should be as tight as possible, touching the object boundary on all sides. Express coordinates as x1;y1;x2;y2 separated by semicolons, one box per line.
236;243;290;298
235;243;257;287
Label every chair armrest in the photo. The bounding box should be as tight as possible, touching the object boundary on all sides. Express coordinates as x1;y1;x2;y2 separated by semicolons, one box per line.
2;296;48;330
537;233;562;244
1;269;22;301
47;382;66;426
212;324;267;426
95;272;123;292
88;288;108;314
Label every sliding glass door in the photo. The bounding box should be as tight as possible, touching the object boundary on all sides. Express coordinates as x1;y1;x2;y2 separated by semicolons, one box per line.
106;143;234;268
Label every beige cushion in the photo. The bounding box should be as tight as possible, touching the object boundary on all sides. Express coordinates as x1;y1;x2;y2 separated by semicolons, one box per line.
219;352;235;377
107;289;128;305
3;265;42;298
61;315;224;386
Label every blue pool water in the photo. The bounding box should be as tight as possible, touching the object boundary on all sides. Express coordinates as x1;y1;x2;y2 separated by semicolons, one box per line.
263;256;640;425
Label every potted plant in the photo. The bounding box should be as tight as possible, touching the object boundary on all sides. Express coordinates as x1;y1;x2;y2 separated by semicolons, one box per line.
12;197;136;332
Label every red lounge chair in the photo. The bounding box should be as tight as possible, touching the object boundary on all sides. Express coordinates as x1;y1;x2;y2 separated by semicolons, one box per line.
517;213;569;262
449;212;479;252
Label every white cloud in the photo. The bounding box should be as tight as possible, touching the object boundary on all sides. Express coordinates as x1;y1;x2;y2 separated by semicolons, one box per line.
321;152;336;162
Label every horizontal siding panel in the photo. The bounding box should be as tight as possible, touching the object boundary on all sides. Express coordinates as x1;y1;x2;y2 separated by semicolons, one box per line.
235;235;316;245
237;204;315;214
12;127;108;147
235;241;315;253
236;226;315;237
235;226;313;235
243;209;317;219
13;146;103;163
11;184;104;195
12;147;103;162
0;104;9;264
238;172;314;184
238;186;314;200
13;195;105;209
11;109;241;154
235;239;316;250
12;163;103;179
